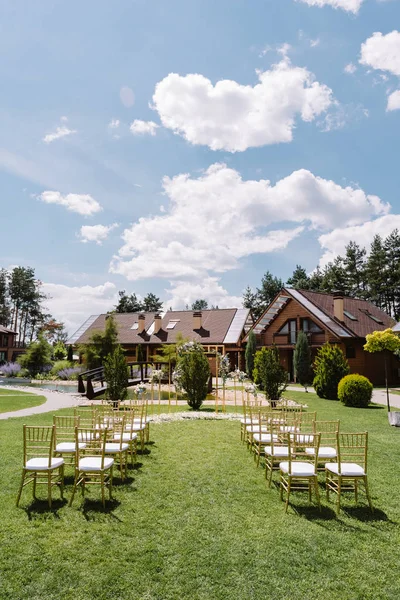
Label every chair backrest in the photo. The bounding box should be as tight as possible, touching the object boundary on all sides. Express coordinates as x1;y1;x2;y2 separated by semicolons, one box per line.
313;420;340;446
298;411;317;432
74;407;97;428
74;427;108;468
287;432;321;475
53;415;80;444
23;425;55;467
337;432;368;472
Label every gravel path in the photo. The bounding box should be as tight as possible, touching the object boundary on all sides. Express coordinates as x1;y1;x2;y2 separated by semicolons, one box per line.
0;386;86;420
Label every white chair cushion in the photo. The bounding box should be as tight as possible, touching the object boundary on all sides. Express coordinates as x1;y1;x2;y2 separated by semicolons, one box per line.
279;461;316;477
105;442;129;453
253;433;279;443
246;425;268;433
126;424;145;432
264;446;289;457
25;457;64;471
325;462;365;476
56;442;86;452
306;446;336;459
79;457;114;471
113;432;138;442
240;418;257;425
280;425;299;433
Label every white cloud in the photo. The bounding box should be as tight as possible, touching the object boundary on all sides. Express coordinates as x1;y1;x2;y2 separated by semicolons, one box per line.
110;163;389;282
166;278;243;310
79;223;119;245
130;120;159;136
108;119;120;129
42;281;118;335
344;62;357;74
60;116;68;122
318;214;400;267
38;191;102;216
43;126;77;144
120;86;135;108
360;31;400;76
152;58;333;152
387;90;400;111
310;38;320;48
296;0;363;13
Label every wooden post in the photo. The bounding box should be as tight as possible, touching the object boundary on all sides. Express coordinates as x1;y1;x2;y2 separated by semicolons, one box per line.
168;358;171;413
215;350;219;414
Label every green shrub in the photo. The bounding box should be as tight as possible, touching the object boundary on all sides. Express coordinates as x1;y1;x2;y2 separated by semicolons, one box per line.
50;360;72;376
245;331;257;380
177;341;210;410
338;374;373;408
313;343;350;400
104;345;128;408
293;330;313;391
253;346;287;401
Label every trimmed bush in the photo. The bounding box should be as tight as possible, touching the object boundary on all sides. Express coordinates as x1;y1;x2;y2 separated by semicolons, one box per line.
253;346;287;401
313;343;350;400
338;374;373;408
177;341;210;410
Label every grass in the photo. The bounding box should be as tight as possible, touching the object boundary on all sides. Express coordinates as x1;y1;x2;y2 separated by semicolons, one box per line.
1;393;400;599
0;388;46;414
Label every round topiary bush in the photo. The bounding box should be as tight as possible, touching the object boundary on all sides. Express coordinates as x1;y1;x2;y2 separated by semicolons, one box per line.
338;374;373;408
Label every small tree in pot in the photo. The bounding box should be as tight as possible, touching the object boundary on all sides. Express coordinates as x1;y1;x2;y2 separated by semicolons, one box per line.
104;345;128;409
253;346;287;407
364;329;400;415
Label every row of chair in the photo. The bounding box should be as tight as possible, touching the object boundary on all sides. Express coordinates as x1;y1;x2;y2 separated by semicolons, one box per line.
241;402;373;514
16;401;151;508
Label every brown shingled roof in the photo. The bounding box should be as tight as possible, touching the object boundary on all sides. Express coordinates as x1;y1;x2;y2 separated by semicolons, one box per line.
0;324;17;335
298;290;395;338
74;309;242;346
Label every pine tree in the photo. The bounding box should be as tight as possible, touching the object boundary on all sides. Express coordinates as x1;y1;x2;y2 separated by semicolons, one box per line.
384;230;400;318
313;343;350;400
0;268;9;326
343;241;366;298
256;271;283;317
115;290;143;313
242;286;260;318
245;330;257;379
286;265;310;289
67;345;73;362
142;293;163;313
191;299;208;310
293;330;312;391
366;235;387;311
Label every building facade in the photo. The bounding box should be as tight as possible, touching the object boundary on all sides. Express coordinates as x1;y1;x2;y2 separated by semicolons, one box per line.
70;308;253;375
246;288;400;386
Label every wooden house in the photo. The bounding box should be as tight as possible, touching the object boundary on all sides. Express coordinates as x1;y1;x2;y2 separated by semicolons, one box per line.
246;288;400;386
70;309;253;375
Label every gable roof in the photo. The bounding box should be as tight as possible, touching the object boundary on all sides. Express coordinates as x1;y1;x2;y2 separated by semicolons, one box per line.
246;288;395;341
393;322;400;332
71;308;250;346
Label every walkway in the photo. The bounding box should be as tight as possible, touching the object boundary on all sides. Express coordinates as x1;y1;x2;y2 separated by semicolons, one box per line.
0;386;86;420
286;385;400;409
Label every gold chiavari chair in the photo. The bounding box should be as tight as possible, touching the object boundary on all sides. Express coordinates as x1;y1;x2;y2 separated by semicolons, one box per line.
53;415;84;466
16;425;64;508
279;432;321;513
69;427;113;508
104;415;129;481
265;426;290;487
325;432;373;514
305;420;339;469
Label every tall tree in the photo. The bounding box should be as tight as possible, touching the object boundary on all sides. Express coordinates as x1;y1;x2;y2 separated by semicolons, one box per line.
0;268;9;326
115;290;143;313
321;257;348;294
286;265;310;289
104;345;128;408
142;293;163;313
255;271;283;318
366;235;387;312
308;266;324;291
191;299;208;310
343;241;366;298
384;230;400;318
242;285;260;317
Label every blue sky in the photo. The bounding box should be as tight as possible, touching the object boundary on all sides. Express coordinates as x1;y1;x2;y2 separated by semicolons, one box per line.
1;0;400;333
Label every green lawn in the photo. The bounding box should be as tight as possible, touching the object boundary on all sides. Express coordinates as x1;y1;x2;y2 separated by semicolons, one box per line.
0;388;46;414
1;393;400;599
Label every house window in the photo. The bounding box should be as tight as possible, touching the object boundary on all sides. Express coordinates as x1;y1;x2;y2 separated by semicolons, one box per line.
131;323;139;330
346;346;356;359
359;309;384;324
301;318;323;334
343;310;358;321
2;335;8;347
166;320;180;330
277;320;297;344
0;351;6;364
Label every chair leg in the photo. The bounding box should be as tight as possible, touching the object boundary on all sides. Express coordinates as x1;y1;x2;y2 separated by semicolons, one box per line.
48;471;52;508
69;472;79;506
33;472;37;499
101;473;105;508
355;479;358;504
16;470;26;507
60;465;64;499
336;478;342;515
364;477;373;512
109;466;113;500
285;479;291;513
314;477;321;511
